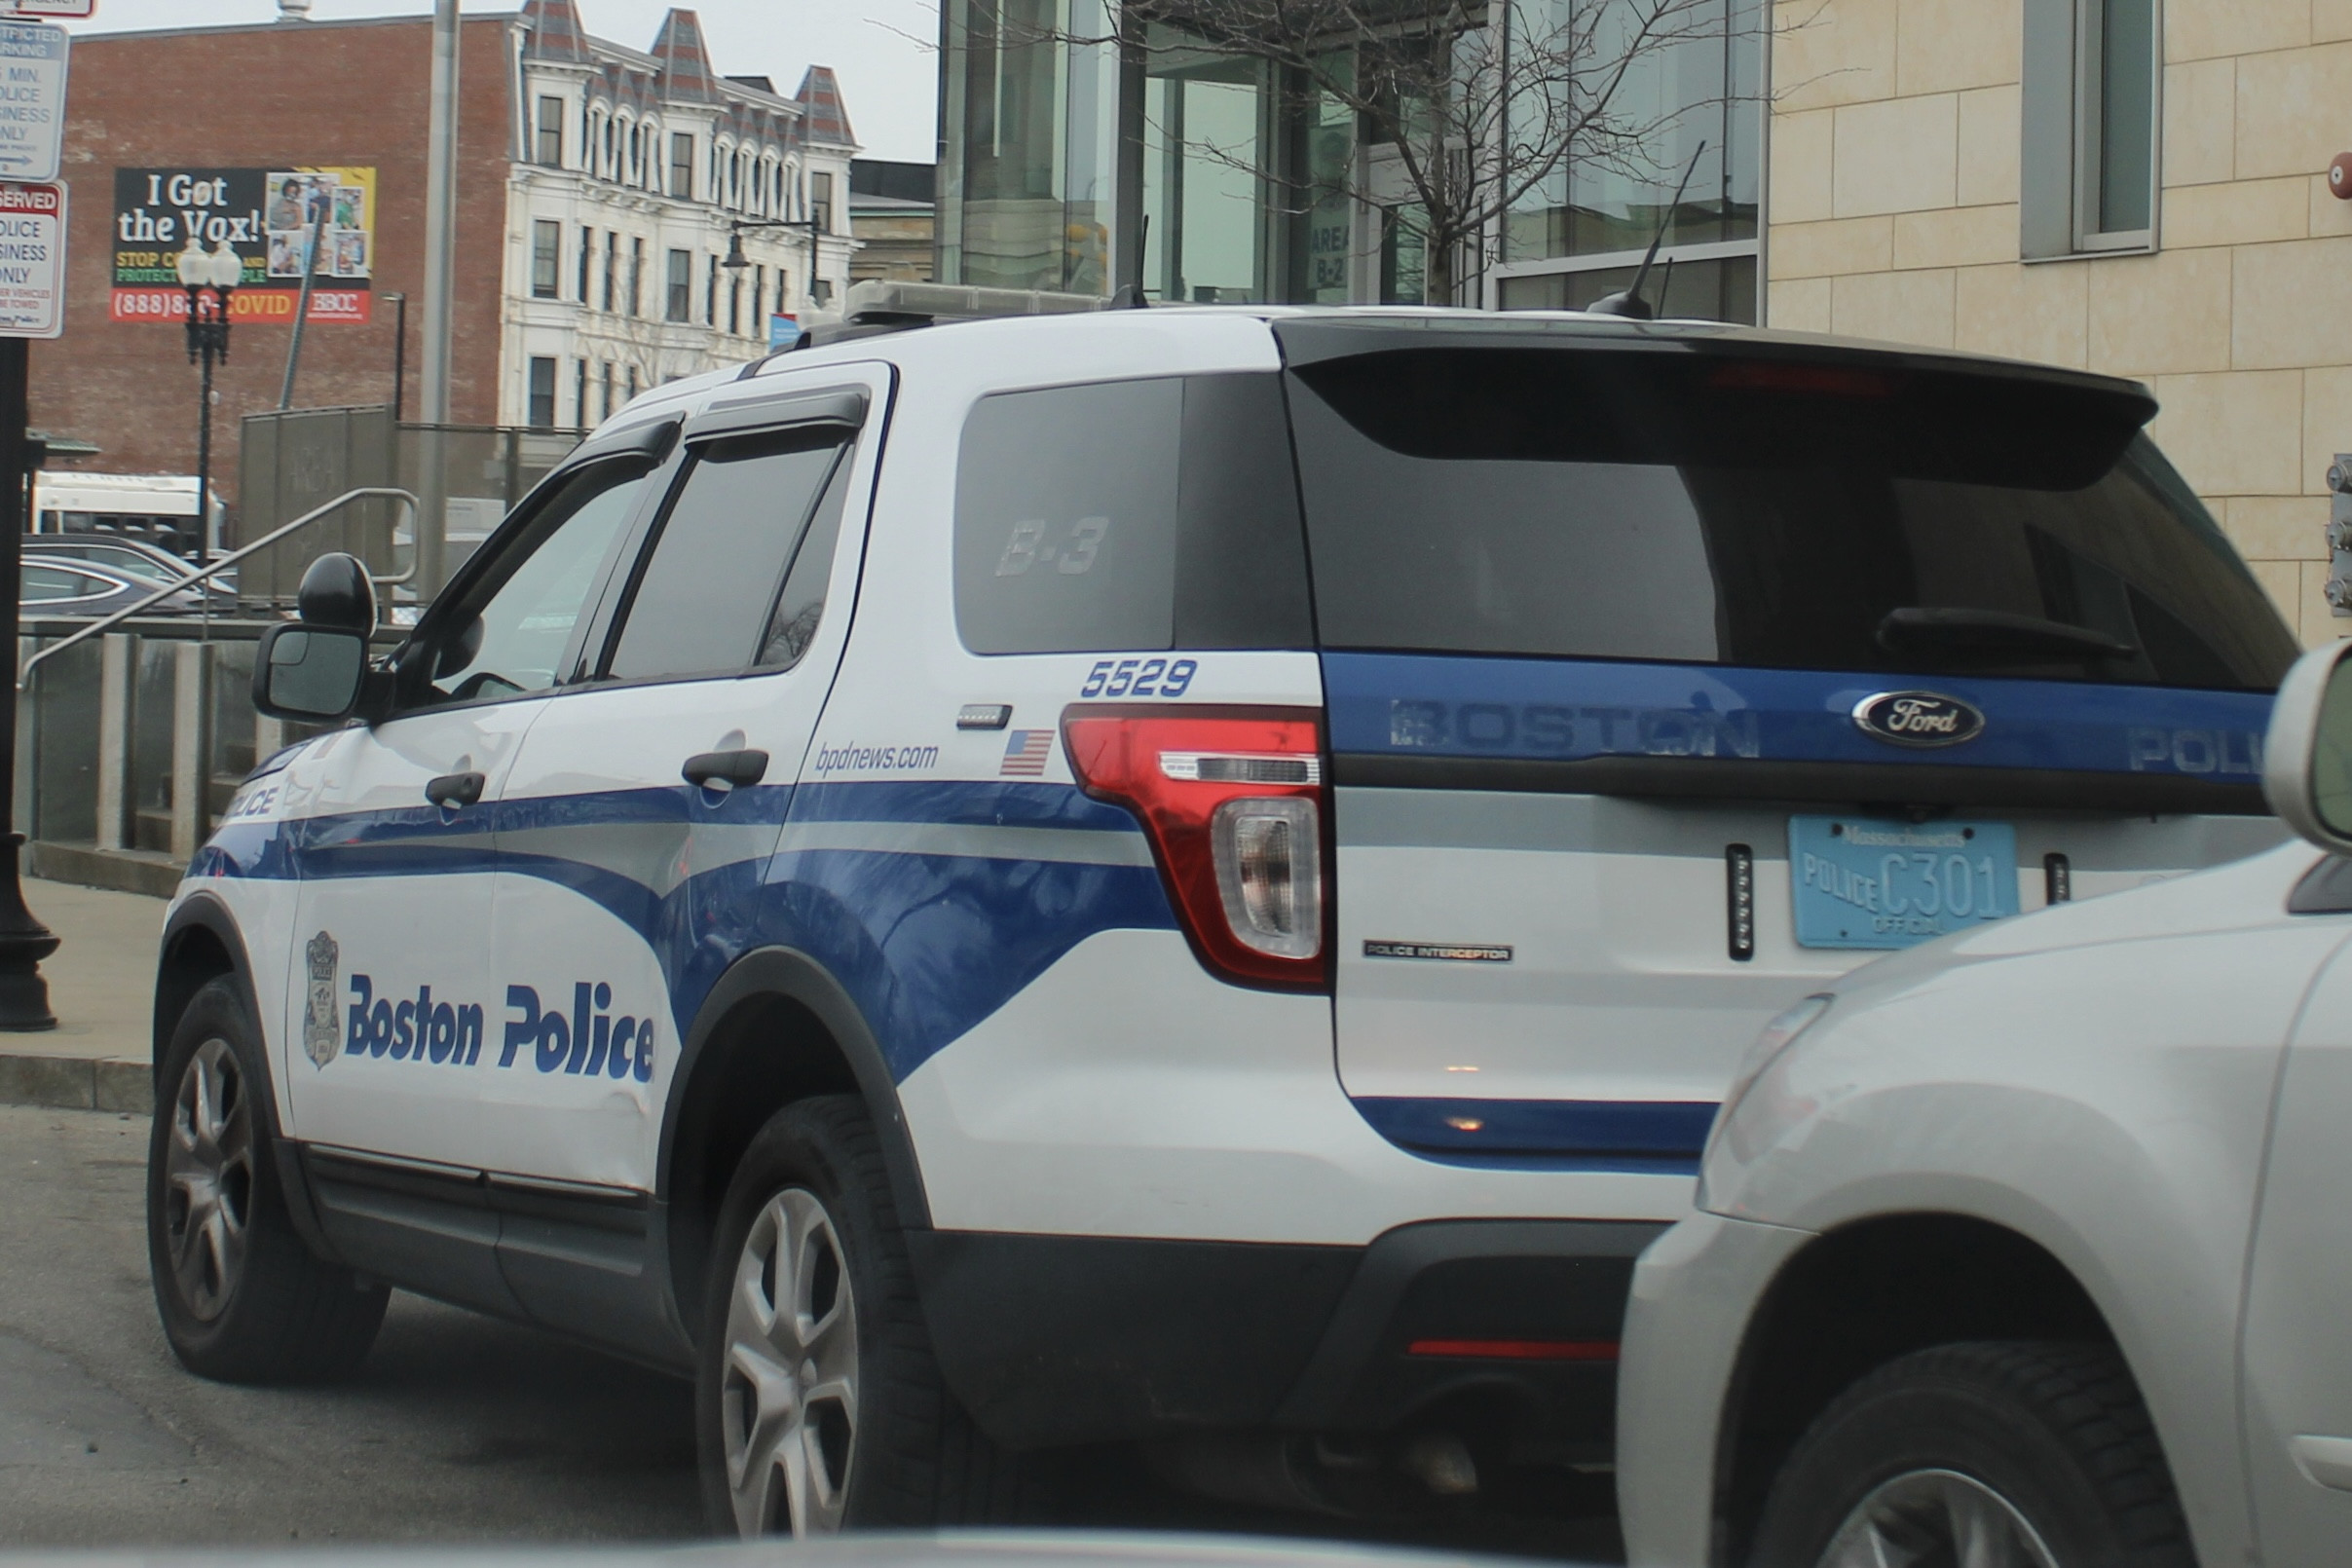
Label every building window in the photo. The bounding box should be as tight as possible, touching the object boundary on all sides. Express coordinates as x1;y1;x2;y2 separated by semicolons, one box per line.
811;278;833;307
729;276;743;336
627;365;640;400
578;225;593;300
630;237;646;317
527;355;558;428
575;358;588;427
810;171;834;234
754;265;766;330
2023;0;2157;256
530;220;561;299
666;248;693;322
537;95;565;167
671;132;695;200
707;254;720;325
601;361;616;422
603;230;618;312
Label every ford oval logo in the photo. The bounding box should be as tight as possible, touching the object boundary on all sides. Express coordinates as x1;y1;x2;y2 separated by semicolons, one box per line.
1852;691;1985;748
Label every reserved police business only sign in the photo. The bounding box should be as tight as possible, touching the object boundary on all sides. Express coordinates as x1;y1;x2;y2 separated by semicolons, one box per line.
0;180;65;338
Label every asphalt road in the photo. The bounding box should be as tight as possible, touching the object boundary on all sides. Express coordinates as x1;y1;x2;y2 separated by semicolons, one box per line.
0;1102;1620;1558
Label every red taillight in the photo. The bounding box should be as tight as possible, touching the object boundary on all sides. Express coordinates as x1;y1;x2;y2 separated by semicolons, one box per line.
1062;704;1327;990
1405;1339;1620;1362
1707;359;1895;398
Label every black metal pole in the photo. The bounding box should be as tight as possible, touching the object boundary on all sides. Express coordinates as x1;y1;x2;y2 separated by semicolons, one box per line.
390;291;407;421
0;336;57;1030
194;331;213;571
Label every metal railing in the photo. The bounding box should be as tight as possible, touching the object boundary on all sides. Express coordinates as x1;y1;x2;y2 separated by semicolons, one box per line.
19;486;420;691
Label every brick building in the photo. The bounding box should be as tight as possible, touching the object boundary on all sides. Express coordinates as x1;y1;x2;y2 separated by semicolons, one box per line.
34;4;855;514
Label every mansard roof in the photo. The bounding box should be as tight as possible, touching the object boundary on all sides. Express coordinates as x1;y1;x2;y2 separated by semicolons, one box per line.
519;0;591;62
796;66;855;148
652;8;720;103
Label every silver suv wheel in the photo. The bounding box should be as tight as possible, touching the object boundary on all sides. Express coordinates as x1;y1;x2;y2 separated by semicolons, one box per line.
161;1036;254;1323
719;1185;860;1536
1821;1468;2059;1568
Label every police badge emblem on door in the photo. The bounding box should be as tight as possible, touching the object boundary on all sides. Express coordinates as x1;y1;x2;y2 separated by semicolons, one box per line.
304;930;341;1068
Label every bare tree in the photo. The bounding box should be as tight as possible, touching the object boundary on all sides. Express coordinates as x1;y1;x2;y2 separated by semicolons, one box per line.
1058;0;1749;304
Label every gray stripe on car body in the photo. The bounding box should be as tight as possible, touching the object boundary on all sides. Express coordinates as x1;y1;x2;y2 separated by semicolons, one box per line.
775;821;1156;867
1334;787;2291;872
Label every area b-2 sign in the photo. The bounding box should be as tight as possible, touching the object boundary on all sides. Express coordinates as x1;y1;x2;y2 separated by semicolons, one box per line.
110;167;377;325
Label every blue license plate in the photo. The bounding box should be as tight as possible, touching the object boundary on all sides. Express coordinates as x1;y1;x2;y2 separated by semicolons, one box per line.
1789;816;2021;950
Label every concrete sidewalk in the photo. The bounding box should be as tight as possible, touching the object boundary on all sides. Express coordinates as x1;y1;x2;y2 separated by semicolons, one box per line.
0;876;166;1114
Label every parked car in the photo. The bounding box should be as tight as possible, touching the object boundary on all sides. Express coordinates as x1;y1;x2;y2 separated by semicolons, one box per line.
153;289;2297;1539
25;535;236;602
22;558;205;617
1617;638;2352;1568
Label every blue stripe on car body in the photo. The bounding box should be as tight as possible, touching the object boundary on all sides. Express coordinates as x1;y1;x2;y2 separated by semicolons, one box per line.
191;771;1724;1174
1323;651;2273;780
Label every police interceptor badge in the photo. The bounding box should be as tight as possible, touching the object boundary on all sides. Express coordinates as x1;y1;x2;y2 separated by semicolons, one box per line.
1851;691;1985;748
304;930;341;1067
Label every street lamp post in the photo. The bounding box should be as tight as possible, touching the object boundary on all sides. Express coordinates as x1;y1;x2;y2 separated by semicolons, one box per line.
723;213;823;339
176;239;242;568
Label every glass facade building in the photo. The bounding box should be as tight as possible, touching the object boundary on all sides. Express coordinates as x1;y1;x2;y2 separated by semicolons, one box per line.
938;0;1765;319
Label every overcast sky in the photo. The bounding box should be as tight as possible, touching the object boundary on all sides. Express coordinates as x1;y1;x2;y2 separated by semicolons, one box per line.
75;0;940;162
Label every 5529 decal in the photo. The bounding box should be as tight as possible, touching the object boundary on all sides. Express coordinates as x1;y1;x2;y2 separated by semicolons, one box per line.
1080;656;1196;698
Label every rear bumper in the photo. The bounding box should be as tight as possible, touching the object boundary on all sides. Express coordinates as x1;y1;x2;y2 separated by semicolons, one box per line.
909;1217;1665;1454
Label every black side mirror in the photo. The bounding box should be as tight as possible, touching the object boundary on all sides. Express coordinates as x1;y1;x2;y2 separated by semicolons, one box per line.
296;552;376;632
253;622;369;722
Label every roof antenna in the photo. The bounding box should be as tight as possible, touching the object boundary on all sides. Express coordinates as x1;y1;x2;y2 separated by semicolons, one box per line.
1587;139;1707;320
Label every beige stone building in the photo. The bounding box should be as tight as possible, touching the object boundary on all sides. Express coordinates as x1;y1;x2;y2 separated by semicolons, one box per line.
1765;0;2352;645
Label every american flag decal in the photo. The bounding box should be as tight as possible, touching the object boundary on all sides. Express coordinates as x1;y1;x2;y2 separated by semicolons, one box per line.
999;729;1052;776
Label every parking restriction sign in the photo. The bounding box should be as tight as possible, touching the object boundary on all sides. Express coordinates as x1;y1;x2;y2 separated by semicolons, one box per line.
0;182;65;337
0;3;94;18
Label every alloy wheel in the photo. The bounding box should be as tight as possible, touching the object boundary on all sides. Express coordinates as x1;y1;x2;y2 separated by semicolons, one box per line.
162;1036;255;1323
719;1185;859;1536
1819;1467;2061;1568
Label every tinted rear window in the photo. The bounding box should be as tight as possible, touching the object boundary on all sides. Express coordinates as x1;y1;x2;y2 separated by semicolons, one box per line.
953;374;1312;654
1287;347;2298;691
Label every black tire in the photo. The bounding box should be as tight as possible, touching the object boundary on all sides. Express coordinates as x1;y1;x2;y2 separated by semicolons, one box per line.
147;976;388;1382
1749;1341;2195;1568
695;1094;1028;1537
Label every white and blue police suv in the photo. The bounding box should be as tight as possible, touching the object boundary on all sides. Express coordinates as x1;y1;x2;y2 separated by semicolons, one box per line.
148;288;2296;1537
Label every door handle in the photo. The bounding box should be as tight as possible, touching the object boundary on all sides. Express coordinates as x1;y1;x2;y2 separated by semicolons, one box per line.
427;770;485;810
683;749;769;791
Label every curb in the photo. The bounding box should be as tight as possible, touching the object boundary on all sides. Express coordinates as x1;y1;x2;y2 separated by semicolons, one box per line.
0;1052;152;1114
26;841;180;900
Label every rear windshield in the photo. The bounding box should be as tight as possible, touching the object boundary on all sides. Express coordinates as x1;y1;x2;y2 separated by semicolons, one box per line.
1286;347;2299;691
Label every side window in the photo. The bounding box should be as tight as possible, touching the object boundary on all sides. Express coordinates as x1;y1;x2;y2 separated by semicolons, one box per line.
23;565;106;602
424;459;653;705
755;451;854;670
952;374;1311;655
604;427;852;683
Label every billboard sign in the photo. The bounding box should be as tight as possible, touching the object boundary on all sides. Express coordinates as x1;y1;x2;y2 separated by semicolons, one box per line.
0;180;63;337
0;22;67;184
110;166;377;325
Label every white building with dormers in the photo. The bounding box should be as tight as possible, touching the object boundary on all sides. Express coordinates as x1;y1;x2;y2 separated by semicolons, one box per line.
500;0;860;431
